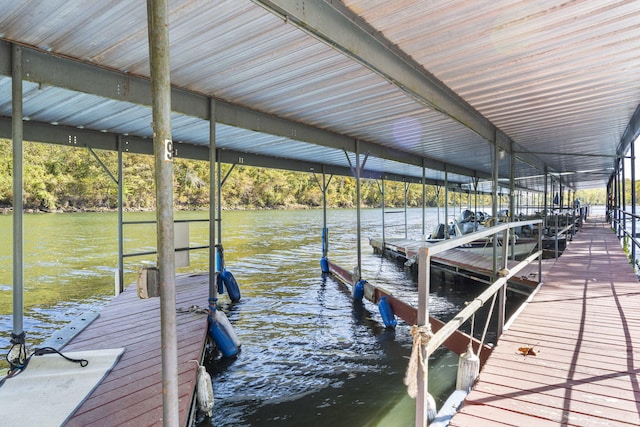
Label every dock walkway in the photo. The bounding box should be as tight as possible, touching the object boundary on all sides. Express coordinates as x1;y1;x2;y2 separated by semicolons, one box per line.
370;237;555;287
62;273;211;426
450;217;640;426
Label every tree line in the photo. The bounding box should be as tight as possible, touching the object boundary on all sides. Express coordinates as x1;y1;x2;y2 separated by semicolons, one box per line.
0;139;608;212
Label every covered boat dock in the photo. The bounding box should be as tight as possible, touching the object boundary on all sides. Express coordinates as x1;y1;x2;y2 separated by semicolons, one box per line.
1;1;640;426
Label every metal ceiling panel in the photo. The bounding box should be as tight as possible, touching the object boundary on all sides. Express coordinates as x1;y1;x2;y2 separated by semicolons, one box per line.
343;0;640;189
1;0;638;192
0;1;497;181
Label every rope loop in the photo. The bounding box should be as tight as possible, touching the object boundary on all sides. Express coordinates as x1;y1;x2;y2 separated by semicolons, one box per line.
33;347;89;367
404;324;433;398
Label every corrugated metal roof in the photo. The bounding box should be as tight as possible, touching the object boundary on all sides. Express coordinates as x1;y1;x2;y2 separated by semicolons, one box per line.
0;0;639;191
344;0;640;189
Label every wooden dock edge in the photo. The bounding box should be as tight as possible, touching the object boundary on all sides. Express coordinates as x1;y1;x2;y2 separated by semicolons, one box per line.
327;260;492;365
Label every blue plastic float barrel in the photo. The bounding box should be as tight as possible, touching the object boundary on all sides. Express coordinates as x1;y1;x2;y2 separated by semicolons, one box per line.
215;248;223;271
220;269;241;302
320;257;330;274
378;296;397;328
208;307;241;358
215;245;225;294
353;279;366;300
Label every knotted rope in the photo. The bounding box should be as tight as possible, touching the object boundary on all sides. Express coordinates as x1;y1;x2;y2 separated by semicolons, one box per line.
404;324;433;398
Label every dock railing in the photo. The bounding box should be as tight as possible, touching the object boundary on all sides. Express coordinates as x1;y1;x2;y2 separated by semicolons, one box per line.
413;219;543;427
546;207;586;258
613;208;639;270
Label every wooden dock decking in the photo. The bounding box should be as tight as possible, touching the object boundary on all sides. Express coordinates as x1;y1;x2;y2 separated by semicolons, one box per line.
370;237;555;287
450;217;640;426
62;273;211;426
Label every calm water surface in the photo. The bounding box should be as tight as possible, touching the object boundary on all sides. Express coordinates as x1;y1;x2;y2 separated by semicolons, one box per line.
0;208;524;426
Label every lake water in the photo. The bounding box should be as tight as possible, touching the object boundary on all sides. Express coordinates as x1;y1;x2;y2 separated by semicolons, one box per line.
0;207;526;426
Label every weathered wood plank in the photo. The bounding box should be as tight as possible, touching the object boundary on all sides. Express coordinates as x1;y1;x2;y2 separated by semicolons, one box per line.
63;274;211;427
451;217;640;426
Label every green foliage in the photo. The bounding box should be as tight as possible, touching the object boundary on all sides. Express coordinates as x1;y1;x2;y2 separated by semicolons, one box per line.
575;188;607;206
0;139;608;212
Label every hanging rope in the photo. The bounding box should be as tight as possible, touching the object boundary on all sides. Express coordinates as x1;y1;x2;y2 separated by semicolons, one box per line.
477;293;498;362
31;347;89;367
404;324;433;398
0;346;88;389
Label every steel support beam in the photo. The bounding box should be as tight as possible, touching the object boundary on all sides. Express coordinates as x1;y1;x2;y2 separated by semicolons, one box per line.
0;117;464;187
11;44;24;342
253;0;548;174
0;40;486;181
632;139;636;264
209;98;217;299
147;1;179;424
116;136;124;294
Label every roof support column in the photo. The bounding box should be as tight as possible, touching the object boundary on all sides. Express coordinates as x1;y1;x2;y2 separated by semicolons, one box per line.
616;161;621;237
10;43;25;363
381;175;386;249
444;167;449;239
421;159;426;240
631;139;636;264
492;133;499;281
147;1;179;425
509;148;516;257
404;182;409;239
355;141;363;281
622;156;627;240
541;168;545;216
473;177;479;221
116;136;124;294
209;98;218;299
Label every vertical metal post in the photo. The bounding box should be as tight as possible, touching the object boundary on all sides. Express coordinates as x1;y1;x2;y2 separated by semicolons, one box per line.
509;149;516;259
538;221;543;282
497;226;509;338
473;177;478;222
618;161;622;237
12;44;24;342
147;1;179;425
615;161;620;237
544;167;548;228
217;152;222;245
421;160;426;240
117;136;124;294
209;98;217;299
322;166;329;259
631;139;636;265
622;157;627;242
404;182;409;239
555;213;559;259
570;190;576;239
613;171;617;231
416;247;430;427
444;168;449;239
436;186;441;225
492;134;499;280
381;175;385;248
355;141;362;281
